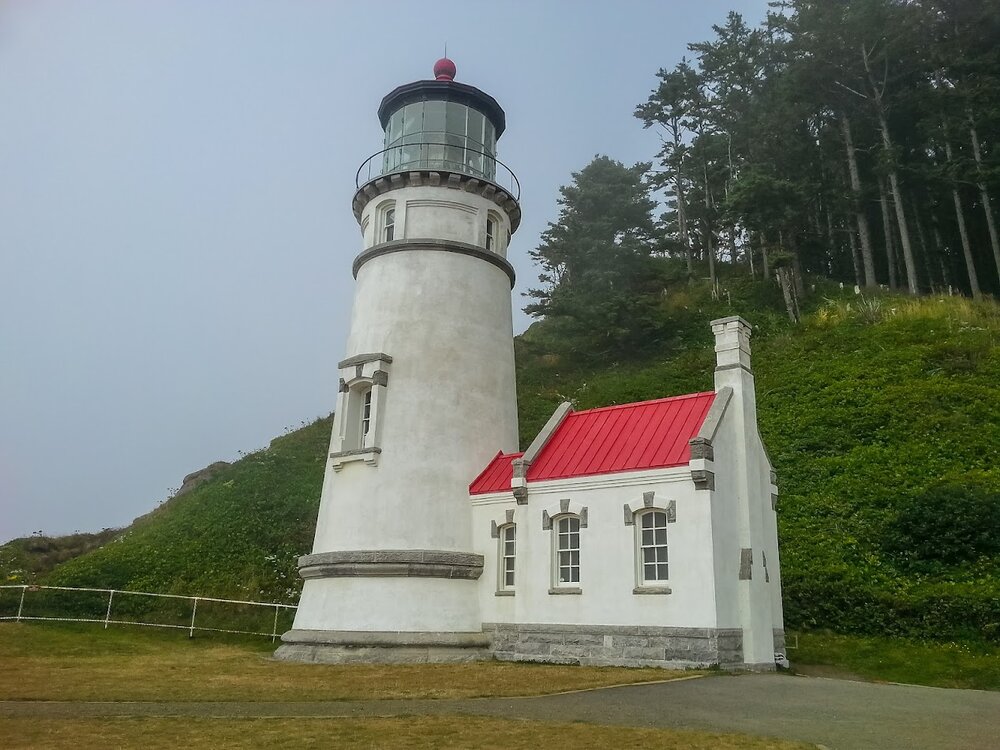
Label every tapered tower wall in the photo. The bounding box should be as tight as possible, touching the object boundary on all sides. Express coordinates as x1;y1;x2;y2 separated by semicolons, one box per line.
276;60;520;662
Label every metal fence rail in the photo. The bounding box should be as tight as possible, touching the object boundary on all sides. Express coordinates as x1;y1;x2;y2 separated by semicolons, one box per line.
0;584;297;641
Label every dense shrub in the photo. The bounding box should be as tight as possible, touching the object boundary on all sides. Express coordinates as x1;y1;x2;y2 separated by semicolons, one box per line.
887;482;1000;569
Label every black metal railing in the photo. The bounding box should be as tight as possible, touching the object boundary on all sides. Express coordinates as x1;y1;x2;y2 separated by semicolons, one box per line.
355;143;520;201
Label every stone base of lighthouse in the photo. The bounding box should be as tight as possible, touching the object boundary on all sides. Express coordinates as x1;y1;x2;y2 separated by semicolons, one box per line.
273;556;492;664
273;631;491;664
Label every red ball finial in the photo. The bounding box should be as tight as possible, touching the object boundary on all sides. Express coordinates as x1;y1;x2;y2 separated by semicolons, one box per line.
433;57;456;81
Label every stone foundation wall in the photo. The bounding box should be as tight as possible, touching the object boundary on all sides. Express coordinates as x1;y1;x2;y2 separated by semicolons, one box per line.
773;628;786;654
483;622;746;669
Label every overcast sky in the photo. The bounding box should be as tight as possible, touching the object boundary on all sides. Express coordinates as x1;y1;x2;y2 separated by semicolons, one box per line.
0;0;770;541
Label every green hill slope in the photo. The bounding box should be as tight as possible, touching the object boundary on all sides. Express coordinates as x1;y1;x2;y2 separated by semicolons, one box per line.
24;291;1000;641
40;417;331;603
517;293;1000;641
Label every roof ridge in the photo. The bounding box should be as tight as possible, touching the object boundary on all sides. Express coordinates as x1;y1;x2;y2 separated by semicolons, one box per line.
570;391;715;416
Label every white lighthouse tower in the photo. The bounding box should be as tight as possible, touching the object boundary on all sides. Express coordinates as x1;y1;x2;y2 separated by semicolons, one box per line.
276;59;521;663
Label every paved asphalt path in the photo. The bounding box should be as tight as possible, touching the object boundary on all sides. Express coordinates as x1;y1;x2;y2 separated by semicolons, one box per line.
3;674;999;749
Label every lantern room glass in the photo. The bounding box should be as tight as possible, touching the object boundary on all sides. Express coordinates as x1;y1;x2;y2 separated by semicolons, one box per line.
382;100;497;181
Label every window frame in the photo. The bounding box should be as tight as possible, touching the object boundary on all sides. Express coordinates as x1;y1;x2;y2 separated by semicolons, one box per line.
382;206;395;242
360;387;373;442
551;514;582;592
636;509;669;584
485;216;496;251
497;523;516;593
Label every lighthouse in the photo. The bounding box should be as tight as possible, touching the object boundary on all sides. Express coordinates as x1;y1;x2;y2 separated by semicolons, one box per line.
276;59;521;663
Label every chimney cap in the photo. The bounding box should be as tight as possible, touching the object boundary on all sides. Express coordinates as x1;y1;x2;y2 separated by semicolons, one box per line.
710;315;752;331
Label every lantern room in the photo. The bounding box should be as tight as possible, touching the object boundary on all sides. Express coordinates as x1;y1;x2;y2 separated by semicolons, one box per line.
373;58;506;183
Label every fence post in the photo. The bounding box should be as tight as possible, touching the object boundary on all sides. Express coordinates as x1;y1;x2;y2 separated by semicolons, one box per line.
271;604;280;642
16;586;27;622
189;597;199;638
104;590;115;629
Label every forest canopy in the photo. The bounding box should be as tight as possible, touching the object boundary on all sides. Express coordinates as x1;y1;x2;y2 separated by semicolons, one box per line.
528;0;1000;339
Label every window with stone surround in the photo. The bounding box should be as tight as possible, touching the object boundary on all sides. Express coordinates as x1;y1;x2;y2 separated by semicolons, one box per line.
636;509;668;583
330;353;391;471
360;388;373;440
554;515;581;587
498;523;515;591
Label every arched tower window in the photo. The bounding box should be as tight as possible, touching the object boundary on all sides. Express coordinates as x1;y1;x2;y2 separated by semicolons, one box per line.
382;205;396;242
360;387;373;439
329;352;392;471
485;215;496;251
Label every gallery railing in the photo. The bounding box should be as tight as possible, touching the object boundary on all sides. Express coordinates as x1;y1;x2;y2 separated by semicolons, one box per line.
356;142;520;201
0;584;297;641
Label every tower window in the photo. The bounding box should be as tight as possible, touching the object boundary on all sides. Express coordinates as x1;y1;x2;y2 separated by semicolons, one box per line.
486;216;496;251
360;389;373;439
383;207;395;242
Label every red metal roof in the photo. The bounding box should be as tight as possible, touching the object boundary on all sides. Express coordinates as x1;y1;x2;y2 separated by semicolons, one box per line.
468;392;715;494
469;451;523;495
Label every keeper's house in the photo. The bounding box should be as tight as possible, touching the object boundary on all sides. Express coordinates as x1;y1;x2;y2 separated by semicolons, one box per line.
469;316;784;669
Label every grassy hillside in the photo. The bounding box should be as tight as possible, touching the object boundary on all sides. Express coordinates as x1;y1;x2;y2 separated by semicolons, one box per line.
14;286;1000;643
1;529;121;585
516;291;1000;642
38;418;332;603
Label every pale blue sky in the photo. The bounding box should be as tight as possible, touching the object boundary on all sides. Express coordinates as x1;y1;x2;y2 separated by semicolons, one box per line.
0;0;769;541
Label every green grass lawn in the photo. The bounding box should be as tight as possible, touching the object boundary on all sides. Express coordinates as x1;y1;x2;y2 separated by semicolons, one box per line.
0;622;696;702
789;630;1000;690
0;716;812;750
0;623;813;750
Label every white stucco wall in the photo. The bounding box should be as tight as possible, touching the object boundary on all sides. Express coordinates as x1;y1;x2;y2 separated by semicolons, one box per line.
311;245;518;555
359;185;512;256
709;318;783;665
289;179;520;637
294;577;483;633
471;467;719;629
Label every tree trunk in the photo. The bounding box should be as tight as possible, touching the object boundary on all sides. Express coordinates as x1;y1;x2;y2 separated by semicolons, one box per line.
910;195;936;293
840;114;878;287
761;233;771;278
705;223;718;299
931;214;951;290
883;151;920;293
747;233;756;279
703;161;718;299
674;125;693;278
969;116;1000;285
944;139;982;299
861;45;919;293
787;230;806;298
878;177;899;290
846;222;863;288
825;209;839;279
776;267;800;323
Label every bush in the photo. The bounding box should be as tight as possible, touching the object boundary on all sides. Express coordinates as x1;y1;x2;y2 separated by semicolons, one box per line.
887;482;1000;569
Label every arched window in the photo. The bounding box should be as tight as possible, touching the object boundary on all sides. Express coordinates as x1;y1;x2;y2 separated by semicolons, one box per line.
636;509;668;584
360;388;373;440
498;523;516;591
485;215;497;251
383;206;396;242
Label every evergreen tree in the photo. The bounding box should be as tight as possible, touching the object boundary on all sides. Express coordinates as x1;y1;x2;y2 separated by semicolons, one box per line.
525;157;659;355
